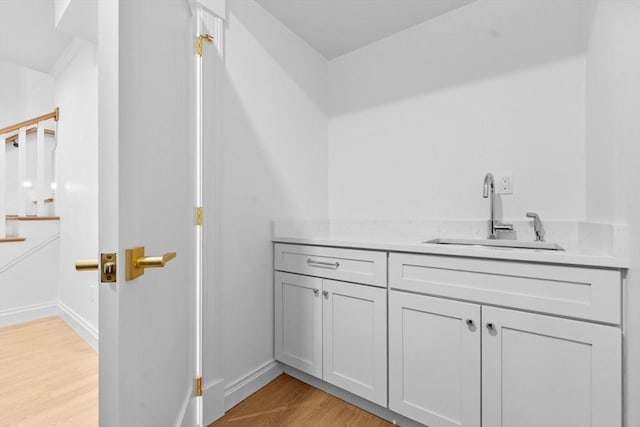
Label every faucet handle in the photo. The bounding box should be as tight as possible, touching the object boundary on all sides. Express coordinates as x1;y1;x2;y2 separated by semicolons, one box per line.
526;212;545;242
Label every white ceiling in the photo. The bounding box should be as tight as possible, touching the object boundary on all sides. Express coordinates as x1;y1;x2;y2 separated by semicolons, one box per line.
0;0;73;73
259;0;478;59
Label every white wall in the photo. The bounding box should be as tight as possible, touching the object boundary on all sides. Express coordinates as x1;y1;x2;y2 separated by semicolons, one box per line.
585;2;640;426
328;0;590;221
0;61;54;128
220;0;328;387
0;222;60;326
53;39;99;333
0;62;58;325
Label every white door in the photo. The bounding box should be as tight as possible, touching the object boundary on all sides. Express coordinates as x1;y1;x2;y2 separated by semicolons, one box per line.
389;291;481;427
322;279;387;406
274;271;323;377
98;1;199;425
482;306;622;427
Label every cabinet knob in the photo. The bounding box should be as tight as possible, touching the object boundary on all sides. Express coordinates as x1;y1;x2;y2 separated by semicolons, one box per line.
322;290;329;297
312;288;319;295
465;318;475;327
486;322;496;331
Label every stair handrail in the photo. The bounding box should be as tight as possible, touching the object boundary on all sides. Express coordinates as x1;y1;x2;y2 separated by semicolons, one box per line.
1;107;60;235
0;108;59;135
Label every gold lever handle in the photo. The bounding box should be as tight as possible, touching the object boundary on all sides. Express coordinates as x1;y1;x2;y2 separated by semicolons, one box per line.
76;259;99;271
136;252;177;268
126;246;177;281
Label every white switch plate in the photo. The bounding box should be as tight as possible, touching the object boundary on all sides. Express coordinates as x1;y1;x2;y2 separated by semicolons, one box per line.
496;172;513;194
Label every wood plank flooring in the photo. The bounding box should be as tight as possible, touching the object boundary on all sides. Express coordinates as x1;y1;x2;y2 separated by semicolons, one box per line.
0;316;98;426
210;374;392;427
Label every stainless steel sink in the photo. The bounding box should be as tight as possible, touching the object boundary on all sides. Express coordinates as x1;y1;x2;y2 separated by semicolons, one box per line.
425;238;564;251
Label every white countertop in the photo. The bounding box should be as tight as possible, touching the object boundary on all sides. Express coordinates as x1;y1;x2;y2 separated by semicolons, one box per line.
272;235;629;269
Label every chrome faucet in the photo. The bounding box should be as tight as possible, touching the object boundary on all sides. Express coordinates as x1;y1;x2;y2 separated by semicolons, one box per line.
526;212;545;242
483;173;513;239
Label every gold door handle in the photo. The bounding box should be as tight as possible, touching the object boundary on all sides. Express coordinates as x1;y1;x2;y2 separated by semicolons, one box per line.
136;252;177;268
76;259;99;271
75;253;117;283
126;246;177;281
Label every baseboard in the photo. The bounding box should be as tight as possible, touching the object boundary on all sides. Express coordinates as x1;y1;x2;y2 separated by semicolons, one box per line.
224;360;284;411
204;378;225;426
57;301;98;351
0;301;59;327
284;365;424;427
177;387;196;427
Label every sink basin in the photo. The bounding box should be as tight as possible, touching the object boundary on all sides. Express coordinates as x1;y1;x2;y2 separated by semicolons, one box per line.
425;238;564;251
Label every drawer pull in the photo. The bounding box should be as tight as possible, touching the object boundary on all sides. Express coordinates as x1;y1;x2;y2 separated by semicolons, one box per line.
306;258;340;269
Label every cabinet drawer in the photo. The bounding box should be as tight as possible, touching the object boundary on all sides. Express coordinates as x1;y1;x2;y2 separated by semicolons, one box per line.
389;253;621;324
275;243;387;287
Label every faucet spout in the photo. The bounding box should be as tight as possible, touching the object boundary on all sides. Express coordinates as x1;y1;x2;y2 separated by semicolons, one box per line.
483;172;512;239
483;173;493;199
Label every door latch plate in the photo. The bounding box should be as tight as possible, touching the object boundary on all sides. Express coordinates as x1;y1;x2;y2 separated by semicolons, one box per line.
101;253;117;283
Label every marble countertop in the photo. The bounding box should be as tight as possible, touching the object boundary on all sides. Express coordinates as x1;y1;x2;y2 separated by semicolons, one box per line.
272;235;629;269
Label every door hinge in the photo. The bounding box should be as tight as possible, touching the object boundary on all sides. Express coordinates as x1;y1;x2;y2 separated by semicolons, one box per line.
195;206;203;226
196;34;214;57
195;376;203;396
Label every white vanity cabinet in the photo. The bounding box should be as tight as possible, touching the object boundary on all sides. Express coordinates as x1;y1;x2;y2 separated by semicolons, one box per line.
388;291;481;427
274;244;388;406
482;306;621;427
274;272;323;377
389;252;622;427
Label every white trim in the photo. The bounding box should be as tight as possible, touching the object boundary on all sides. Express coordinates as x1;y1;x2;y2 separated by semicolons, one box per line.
176;377;224;427
224;360;284;411
57;300;98;351
204;378;225;425
0;300;98;351
176;387;196;427
0;232;60;272
0;301;59;327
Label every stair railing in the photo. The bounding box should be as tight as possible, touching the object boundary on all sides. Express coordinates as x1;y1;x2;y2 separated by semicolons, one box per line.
0;108;59;238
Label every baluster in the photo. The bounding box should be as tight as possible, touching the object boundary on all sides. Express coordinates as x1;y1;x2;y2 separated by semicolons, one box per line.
0;132;6;237
17;127;26;217
36;123;45;216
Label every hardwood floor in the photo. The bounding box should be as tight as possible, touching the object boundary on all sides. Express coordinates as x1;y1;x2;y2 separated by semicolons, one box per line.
210;374;392;427
0;316;98;426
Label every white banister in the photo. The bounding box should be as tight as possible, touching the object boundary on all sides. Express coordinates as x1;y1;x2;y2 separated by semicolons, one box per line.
1;110;58;228
17;127;26;217
36;123;45;216
0;133;6;237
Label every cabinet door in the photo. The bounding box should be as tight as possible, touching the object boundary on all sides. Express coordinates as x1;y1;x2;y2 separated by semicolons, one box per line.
389;291;481;427
274;272;322;378
482;306;621;427
322;280;387;406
